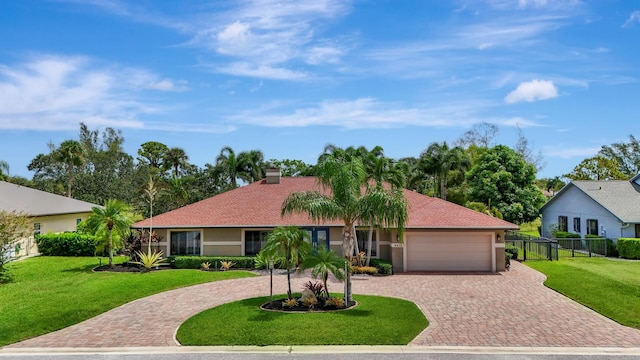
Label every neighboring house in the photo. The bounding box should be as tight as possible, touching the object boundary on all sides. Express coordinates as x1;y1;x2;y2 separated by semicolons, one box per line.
0;181;100;257
540;174;640;240
133;170;518;273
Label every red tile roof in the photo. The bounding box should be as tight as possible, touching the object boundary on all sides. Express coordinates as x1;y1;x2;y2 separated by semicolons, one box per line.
133;177;518;230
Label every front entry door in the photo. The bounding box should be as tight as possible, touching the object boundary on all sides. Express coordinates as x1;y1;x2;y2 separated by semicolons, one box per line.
305;227;330;250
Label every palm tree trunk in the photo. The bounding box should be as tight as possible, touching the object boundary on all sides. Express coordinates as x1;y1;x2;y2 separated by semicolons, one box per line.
440;173;446;200
365;225;374;266
108;231;114;267
286;254;292;299
66;163;73;197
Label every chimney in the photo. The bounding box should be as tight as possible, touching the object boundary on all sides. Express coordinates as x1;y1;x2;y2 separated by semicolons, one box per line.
265;168;281;184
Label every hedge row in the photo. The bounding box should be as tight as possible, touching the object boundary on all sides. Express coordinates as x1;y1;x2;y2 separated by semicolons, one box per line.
553;231;581;238
171;256;256;269
369;258;393;275
617;238;640;259
35;233;96;256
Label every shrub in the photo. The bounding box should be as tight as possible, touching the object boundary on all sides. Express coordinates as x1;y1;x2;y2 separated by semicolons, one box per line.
303;281;324;298
130;249;168;271
369;258;393;275
173;256;255;269
553;231;581;239
201;262;211;270
505;244;518;261
220;261;235;271
606;239;619;258
35;233;96;256
351;266;378;275
282;298;298;308
325;297;345;308
617;238;640;259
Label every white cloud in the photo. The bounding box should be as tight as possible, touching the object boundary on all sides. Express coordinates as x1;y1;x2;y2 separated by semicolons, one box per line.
543;146;600;159
215;62;308;80
623;11;640;28
191;0;351;79
229;97;491;129
504;79;558;103
0;55;227;133
501;117;545;127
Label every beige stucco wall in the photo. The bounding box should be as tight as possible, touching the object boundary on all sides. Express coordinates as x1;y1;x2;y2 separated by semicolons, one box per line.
14;212;92;257
204;228;241;242
203;245;242;256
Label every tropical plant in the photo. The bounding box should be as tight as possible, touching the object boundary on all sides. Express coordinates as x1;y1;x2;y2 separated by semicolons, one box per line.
219;260;235;271
131;249;167;271
303;281;324;298
0;210;31;283
282;154;407;301
325;297;345;308
0;160;9;181
201;262;211;271
85;199;134;267
54;140;85;197
282;298;298;308
163;147;189;177
419;141;470;201
300;247;346;297
260;226;312;299
214;146;265;188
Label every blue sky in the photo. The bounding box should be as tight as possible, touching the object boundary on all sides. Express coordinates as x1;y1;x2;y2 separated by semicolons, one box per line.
1;0;639;179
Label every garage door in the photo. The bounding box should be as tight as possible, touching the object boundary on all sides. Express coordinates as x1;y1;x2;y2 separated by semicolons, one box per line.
406;232;492;271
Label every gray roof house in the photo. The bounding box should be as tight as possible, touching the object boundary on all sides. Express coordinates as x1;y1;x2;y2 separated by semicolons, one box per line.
0;181;101;257
540;174;640;240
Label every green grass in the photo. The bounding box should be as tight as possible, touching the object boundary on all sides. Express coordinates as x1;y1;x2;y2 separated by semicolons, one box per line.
526;257;640;329
518;218;541;237
0;256;256;346
177;294;428;345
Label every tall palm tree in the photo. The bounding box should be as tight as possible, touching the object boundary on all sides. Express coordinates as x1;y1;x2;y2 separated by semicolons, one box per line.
282;155;407;301
0;160;9;181
419;142;470;200
85;199;133;267
215;146;265;187
300;247;345;298
163;147;189;177
260;226;312;299
55;140;85;197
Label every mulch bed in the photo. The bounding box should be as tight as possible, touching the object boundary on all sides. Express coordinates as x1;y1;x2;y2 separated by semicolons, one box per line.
93;263;152;272
261;298;357;313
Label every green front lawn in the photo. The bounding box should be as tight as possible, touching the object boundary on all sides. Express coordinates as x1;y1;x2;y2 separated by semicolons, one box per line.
177;294;428;345
0;256;255;346
526;257;640;329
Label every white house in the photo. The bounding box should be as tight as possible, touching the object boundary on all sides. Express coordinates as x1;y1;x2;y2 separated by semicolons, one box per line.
540;174;640;240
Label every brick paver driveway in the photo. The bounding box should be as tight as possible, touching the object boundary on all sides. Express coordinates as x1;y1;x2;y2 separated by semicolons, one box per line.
7;261;640;348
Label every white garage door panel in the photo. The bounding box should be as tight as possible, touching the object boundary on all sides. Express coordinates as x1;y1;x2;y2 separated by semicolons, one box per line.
406;233;492;271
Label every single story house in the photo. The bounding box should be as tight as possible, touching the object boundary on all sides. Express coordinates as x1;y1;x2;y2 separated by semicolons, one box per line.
133;170;518;273
539;173;640;240
0;181;100;257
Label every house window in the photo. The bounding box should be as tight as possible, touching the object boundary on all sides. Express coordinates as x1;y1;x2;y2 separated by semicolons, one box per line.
76;218;82;225
573;217;581;233
170;231;201;256
558;216;568;232
34;223;41;236
586;219;599;236
635;224;640;238
245;230;271;255
356;229;377;257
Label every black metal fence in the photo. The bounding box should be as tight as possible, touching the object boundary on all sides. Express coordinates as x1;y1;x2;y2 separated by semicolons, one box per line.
505;231;613;261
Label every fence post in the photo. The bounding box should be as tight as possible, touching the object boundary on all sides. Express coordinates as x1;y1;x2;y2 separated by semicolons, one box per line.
523;240;527;261
588;239;592;257
571;239;575;257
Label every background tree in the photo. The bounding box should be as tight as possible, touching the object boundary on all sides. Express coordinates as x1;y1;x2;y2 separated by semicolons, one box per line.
266;159;314;177
54;140;85;197
0;210;31;283
466;145;546;224
537;176;565;196
282;154;407;301
514;125;545;172
85;199;133;267
137;141;169;174
0;161;9;181
563;155;627;181
598;134;640;177
455;122;499;148
260;226;312;299
419;142;470;201
163;147;189;177
214;147;265;187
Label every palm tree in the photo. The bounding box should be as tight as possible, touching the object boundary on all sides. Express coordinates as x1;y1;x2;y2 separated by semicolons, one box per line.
260;226;312;299
215;147;265;187
419;142;470;200
300;247;345;298
85;199;133;267
163;147;189;177
55;140;85;197
282;155;407;301
0;160;9;181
